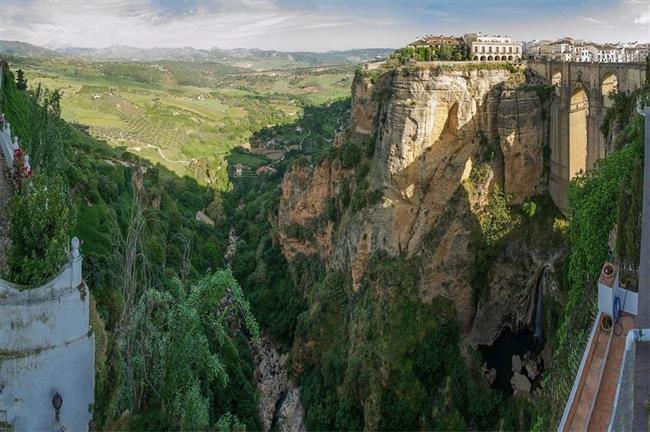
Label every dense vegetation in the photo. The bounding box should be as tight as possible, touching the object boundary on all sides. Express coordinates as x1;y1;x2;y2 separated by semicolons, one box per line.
389;43;467;64
1;65;262;429
224;100;349;348
4;47;646;431
295;251;536;431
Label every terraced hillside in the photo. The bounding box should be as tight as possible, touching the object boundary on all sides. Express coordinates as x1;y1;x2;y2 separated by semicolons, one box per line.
11;57;352;186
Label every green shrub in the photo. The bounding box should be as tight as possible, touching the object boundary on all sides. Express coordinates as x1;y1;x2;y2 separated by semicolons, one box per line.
7;174;76;284
522;200;537;218
340;142;362;168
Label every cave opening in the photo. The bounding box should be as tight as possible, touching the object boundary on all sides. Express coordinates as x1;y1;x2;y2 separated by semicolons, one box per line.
478;328;545;395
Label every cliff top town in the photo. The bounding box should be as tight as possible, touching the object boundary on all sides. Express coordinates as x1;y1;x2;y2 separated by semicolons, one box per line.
405;32;649;63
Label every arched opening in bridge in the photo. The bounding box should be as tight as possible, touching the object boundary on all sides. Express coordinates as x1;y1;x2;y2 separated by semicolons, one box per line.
552;70;562;96
601;72;618;108
551;70;562;86
569;87;589;178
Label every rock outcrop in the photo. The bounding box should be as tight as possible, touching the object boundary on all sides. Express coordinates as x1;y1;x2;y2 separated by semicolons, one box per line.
498;89;546;204
275;64;565;424
279;65;558;339
255;338;305;432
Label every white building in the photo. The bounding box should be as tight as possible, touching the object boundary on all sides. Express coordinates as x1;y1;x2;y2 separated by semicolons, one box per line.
619;42;649;63
464;33;522;61
527;37;648;63
594;44;620;63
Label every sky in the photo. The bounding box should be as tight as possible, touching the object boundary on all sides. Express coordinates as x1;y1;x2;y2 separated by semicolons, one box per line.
0;0;648;52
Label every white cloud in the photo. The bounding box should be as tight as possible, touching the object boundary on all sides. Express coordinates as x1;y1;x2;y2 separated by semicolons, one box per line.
634;11;650;24
582;16;606;25
0;0;401;51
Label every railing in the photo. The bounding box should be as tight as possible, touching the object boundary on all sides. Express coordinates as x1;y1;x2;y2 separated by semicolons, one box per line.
0;63;32;179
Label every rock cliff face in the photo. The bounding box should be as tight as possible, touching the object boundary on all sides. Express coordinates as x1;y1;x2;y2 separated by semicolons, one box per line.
276;65;565;424
280;65;557;333
255;338;305;432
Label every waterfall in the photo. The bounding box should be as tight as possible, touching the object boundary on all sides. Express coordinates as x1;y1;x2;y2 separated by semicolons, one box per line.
533;265;549;344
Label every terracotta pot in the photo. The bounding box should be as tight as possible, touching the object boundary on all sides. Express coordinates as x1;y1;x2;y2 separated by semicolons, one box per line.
600;315;613;332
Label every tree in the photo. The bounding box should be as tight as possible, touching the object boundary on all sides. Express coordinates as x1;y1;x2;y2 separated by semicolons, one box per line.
438;44;455;61
7;174;76;284
15;69;27;91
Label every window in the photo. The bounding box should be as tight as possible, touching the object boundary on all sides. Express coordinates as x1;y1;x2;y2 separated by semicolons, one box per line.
509;46;512;53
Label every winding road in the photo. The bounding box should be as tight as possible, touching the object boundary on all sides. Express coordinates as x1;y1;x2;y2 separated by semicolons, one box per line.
128;142;191;165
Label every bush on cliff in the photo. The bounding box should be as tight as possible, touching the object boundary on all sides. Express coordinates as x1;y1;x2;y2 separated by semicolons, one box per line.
7;174;76;284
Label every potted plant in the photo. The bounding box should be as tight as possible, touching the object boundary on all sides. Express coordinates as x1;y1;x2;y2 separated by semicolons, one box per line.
601;315;613;332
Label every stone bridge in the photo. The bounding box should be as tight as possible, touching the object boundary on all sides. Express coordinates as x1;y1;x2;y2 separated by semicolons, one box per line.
527;60;646;211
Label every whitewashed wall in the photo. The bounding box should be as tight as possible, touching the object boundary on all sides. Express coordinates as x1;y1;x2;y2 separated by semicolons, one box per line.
0;220;94;429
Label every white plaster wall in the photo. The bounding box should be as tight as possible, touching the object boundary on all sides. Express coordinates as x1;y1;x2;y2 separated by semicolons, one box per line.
0;334;95;431
0;244;94;431
598;281;638;316
599;283;613;316
0;285;89;351
614;286;638;316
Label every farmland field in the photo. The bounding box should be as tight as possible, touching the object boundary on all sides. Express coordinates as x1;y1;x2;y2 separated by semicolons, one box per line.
12;57;353;186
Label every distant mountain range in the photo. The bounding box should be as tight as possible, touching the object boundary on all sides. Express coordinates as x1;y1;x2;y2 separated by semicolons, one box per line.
0;40;394;69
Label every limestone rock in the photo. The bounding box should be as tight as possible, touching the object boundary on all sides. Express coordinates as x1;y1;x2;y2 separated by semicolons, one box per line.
278;64;561;356
498;89;546;204
255;338;305;432
511;372;531;395
275;388;307;432
525;359;539;380
481;362;497;386
512;355;522;373
274;64;569;428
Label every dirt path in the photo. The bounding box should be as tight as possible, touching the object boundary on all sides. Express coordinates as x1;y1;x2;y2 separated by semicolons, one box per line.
0;165;12;271
127;142;191;165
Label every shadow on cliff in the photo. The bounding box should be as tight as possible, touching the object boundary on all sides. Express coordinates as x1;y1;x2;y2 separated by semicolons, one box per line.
365;81;565;341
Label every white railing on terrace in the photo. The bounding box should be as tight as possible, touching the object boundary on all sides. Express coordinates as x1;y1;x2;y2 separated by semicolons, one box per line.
0;121;18;168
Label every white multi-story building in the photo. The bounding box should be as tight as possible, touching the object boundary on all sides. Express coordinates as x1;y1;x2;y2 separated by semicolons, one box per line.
464;33;522;61
594;44;620;62
619;42;649;62
526;37;648;63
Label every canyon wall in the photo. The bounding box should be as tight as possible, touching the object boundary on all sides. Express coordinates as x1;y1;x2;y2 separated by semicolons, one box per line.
275;64;566;427
280;66;556;339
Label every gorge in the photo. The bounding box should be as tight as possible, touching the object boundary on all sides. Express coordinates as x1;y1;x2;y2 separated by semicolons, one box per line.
265;60;645;429
0;48;646;430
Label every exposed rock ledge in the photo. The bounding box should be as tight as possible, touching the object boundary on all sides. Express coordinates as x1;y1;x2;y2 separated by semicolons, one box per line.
255;337;305;432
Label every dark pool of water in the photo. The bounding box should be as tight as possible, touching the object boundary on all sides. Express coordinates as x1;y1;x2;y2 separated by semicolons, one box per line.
478;329;544;395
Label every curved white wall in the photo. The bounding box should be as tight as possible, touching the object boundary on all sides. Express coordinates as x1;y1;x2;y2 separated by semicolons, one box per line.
0;242;94;431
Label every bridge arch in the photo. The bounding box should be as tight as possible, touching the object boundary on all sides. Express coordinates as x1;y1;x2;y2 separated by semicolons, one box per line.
551;70;562;86
569;87;589;179
601;72;618;108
